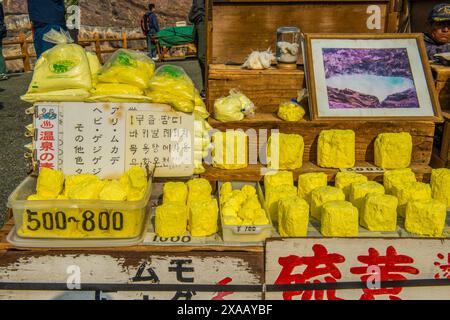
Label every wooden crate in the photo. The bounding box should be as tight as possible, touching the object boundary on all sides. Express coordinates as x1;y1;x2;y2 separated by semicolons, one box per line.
431;64;450;112
207;0;400;65
208;65;305;113
431;111;450;168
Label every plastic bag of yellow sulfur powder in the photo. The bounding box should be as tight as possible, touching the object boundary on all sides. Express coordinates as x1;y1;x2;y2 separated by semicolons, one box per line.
277;101;305;122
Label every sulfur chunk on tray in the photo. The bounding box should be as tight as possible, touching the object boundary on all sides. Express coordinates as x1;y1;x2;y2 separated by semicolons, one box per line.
264;171;294;191
267;133;304;170
383;168;417;195
163;181;188;204
212;131;248;170
99;180;127;201
189;199;219;237
297;172;328;204
37;168;65;199
350;181;385;213
361;193;398;232
155;202;188;237
317;129;355;169
310;186;345;221
265;184;297;223
321;201;359;237
405;200;447;237
393;182;432;217
431;168;450;209
374;132;412;169
278;196;309;237
335;172;368;200
187;178;212;206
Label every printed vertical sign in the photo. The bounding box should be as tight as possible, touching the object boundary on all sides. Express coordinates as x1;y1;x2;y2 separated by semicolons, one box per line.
35;105;59;171
63;103;126;179
126;110;195;177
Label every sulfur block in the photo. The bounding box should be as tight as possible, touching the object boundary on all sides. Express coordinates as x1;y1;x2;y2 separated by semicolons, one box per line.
321;201;359;237
265;184;298;223
277;101;306;122
361;193;398;232
189;199;219;237
264;171;294;192
64;174;99;197
383;168;417;194
431;168;450;209
163;182;188;204
242;195;261;211
350;181;385;213
317;130;355;169
253;209;270;225
241;185;257;198
37;168;65;199
121;166;148;201
223;215;243;226
374;132;412;169
99;180;127;201
310;186;346;220
278;196;309;237
335;172;368;200
393;182;432;217
220;182;233;207
405;200;447;237
267;133;305;170
68;179;105;200
187;178;212;206
212;131;248;170
155;202;188;237
297;172;328;203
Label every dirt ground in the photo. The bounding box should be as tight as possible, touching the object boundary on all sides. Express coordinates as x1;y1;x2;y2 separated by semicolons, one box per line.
0;58;203;227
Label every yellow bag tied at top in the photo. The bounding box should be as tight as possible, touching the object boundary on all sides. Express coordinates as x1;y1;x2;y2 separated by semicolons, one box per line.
335;172;368;200
278;196;309;237
146;65;198;113
264;171;294;192
267;133;304;170
187;178;212;206
277;101;305;122
321;201;359;237
361;193;398;232
213;89;256;122
405;200;447;237
310;186;345;221
86;52;101;79
297;172;328;204
189;199;219;237
36;168;65;199
393;182;432;217
163;182;188;204
155;202;188;237
90;83;143;96
431;168;450;209
212;131;248;170
265;184;298;223
97;49;155;89
318;130;355;169
375;132;413;169
383;168;417;194
350;181;385;213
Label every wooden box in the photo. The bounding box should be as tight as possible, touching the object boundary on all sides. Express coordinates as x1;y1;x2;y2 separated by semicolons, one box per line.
432;111;450;168
431;64;450;112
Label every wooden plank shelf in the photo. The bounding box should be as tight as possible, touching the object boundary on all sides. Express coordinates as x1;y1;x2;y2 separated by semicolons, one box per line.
201;162;433;183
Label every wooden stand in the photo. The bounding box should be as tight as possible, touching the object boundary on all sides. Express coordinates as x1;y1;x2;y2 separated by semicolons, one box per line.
431;64;450;112
432;111;450;168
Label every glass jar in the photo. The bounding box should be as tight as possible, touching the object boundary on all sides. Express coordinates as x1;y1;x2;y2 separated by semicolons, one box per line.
276;27;301;65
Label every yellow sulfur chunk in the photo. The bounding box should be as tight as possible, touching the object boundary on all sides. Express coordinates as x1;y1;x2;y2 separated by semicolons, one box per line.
253;214;270;226
264;171;294;195
278;196;309;237
393;182;432;217
68;179;105;200
310;186;346;220
64;174;99;197
189;199;219;237
220;182;233;207
383;168;417;195
361;193;398;232
431;168;450;209
277;101;305;122
267;133;305;170
155;202;188;237
405;200;447;237
265;184;297;223
242;195;261;211
238;207;256;222
212;131;248;170
318;130;355;169
37;168;65;199
350;181;385;213
222;206;238;218
163;182;188;204
99;181;127;201
321;201;359;237
241;185;257;198
297;172;328;204
335;172;368;200
120;166;148;201
223;215;243;225
374;132;412;169
187;178;212;206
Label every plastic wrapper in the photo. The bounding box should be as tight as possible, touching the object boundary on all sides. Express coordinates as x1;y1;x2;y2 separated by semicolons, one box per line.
88;83;153;103
321;201;359;237
405;200;446;237
145;65;198;113
86;52;101;79
310;186;345;221
97;49;155;89
21;89;91;102
277;101;305;122
214;90;255;122
242;50;275;70
278;196;309;237
267;133;304;170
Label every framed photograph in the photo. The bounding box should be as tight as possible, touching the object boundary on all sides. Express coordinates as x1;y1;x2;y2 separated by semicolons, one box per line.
303;34;442;121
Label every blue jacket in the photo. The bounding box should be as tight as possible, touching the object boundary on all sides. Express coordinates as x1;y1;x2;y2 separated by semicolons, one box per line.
143;12;160;35
27;0;66;26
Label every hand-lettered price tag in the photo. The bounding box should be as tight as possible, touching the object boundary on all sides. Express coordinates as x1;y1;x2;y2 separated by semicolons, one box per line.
233;225;263;235
340;167;385;173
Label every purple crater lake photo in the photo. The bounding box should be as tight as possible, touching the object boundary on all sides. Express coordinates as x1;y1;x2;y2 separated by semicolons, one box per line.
323;48;420;109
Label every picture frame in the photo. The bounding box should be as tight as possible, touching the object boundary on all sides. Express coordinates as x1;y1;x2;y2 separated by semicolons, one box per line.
303;33;442;121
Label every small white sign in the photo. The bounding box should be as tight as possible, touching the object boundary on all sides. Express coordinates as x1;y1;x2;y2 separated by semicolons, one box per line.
34;105;60;171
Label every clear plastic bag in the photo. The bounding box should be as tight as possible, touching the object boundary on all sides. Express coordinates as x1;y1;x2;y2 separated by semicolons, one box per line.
145;65;198;113
87;83;153;103
214;89;255;122
97;49;155;89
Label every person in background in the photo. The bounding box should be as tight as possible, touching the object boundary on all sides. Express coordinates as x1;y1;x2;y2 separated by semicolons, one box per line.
141;3;160;60
424;3;450;60
189;0;205;96
27;0;67;58
0;0;7;80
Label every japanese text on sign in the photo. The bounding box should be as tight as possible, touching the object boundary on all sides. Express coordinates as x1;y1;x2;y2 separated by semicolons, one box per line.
35;105;59;171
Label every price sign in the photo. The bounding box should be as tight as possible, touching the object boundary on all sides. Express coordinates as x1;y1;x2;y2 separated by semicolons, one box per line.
340;167;385;173
233;225;263;235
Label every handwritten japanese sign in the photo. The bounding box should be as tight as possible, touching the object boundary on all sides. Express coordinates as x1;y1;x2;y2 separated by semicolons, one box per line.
266;238;450;300
34;102;195;179
34;105;60;171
